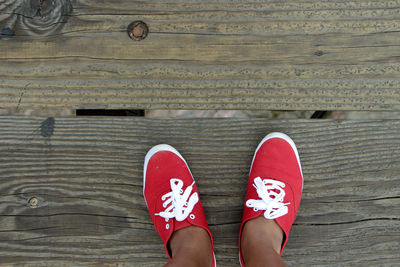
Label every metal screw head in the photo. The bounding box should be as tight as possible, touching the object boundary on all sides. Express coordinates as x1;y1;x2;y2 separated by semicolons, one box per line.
29;197;38;208
127;21;149;41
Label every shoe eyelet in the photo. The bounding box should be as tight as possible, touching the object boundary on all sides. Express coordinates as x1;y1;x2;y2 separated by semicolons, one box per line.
190;214;195;219
165;224;169;229
163;203;167;208
253;208;258;212
180;189;183;194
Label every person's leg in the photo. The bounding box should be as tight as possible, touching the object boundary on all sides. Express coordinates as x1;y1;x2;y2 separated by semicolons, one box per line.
164;226;212;267
240;217;286;267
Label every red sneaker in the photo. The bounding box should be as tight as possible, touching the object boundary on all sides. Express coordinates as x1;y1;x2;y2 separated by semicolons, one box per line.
239;133;303;265
143;144;216;266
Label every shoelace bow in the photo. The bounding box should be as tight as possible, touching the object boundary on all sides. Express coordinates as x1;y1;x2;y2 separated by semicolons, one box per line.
246;177;290;219
155;178;199;222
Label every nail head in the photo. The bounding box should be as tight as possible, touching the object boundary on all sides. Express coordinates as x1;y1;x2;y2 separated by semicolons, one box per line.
127;21;149;41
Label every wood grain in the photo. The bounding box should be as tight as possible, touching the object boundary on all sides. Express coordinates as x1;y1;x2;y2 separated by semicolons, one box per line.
0;116;399;266
1;0;400;110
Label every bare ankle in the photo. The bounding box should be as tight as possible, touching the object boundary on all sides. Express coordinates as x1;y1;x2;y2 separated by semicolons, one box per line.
167;226;212;267
243;246;286;267
241;216;286;266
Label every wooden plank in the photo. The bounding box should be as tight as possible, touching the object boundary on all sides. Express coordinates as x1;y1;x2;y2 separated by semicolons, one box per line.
1;0;400;110
0;116;399;266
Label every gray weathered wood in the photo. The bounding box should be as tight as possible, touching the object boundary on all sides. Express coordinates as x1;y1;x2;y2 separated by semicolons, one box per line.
1;0;400;110
0;116;399;266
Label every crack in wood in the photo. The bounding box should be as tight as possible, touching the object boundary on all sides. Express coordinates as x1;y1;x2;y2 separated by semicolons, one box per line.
294;217;400;226
317;195;400;203
4;212;139;220
16;83;30;112
35;0;45;17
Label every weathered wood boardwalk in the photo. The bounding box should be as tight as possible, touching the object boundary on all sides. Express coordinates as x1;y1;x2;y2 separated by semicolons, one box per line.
1;0;400;266
0;117;399;266
1;0;400;110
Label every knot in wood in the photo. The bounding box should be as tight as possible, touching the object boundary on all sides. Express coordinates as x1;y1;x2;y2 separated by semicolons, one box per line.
29;197;38;208
127;21;149;41
40;117;55;138
10;0;73;37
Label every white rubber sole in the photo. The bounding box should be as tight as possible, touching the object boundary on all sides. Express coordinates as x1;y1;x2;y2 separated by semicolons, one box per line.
251;132;304;189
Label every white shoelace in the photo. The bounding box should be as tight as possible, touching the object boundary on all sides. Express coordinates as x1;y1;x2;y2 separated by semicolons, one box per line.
155;178;199;222
246;177;290;219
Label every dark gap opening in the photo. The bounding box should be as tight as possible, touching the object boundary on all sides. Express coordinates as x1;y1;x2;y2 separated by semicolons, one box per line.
76;109;331;118
76;109;145;116
310;111;330;119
